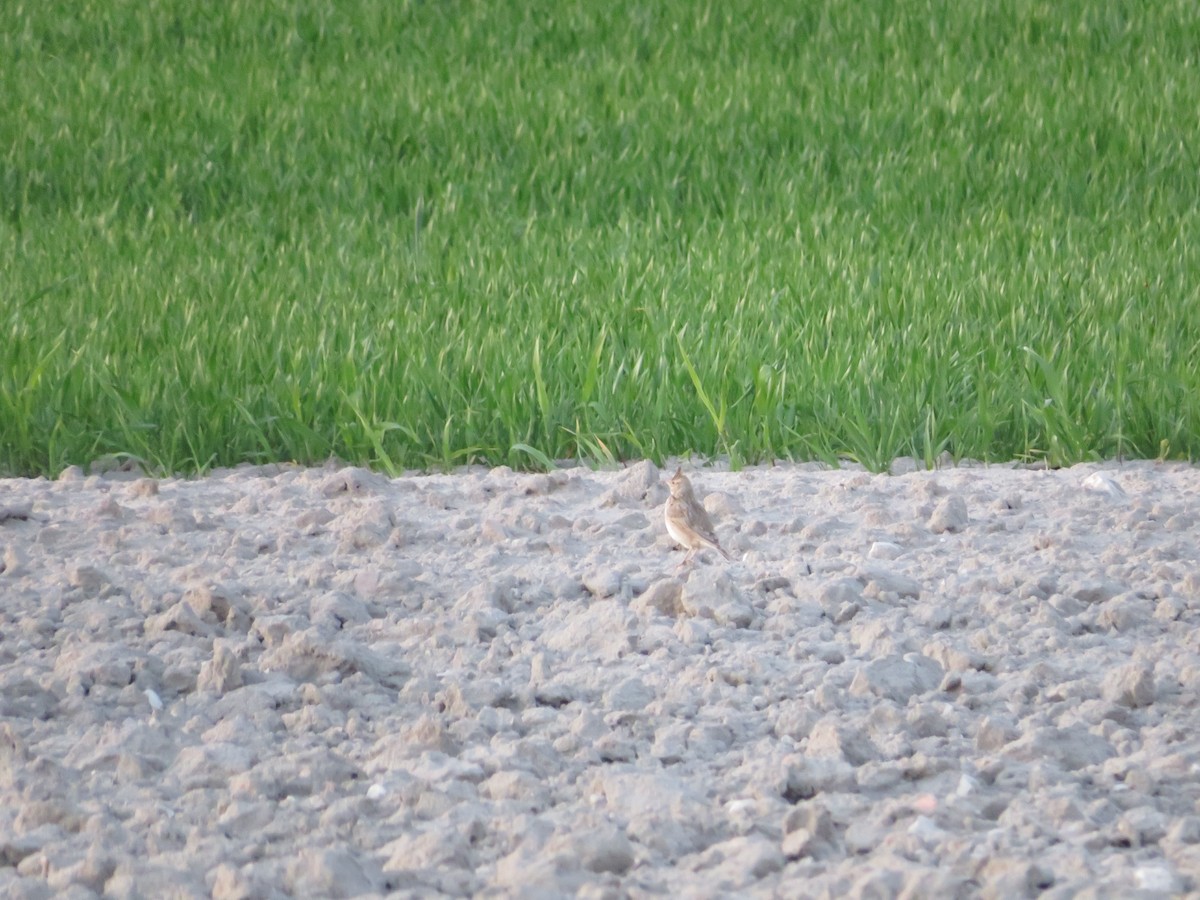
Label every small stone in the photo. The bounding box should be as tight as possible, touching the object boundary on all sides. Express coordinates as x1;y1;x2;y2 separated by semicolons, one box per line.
130;478;159;497
754;575;793;594
580;827;635;875
1096;594;1151;632
613;460;660;503
285;848;380;898
1003;724;1113;771
867;541;904;560
1134;865;1181;894
1165;817;1200;845
806;718;876;766
1102;663;1155;708
320;467;386;497
1;544;26;577
632;578;684;617
1081;471;1127;497
604;677;653;712
681;570;753;627
145;599;217;638
651;723;691;764
0;502;33;523
857;565;921;599
819;578;862;607
848;654;943;704
582;567;624;599
692;834;784;883
832;602;860;624
1072;579;1125;605
1117;806;1168;847
975;715;1018;751
928;495;969;533
781;801;838;860
68;565;112;598
101;862;198;898
977;858;1055;898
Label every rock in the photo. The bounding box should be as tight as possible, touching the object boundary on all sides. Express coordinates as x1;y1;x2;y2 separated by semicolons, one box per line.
379;819;478;872
806;718;877;766
867;541;904;560
481;769;551;806
210;863;273;900
975;715;1019;751
1;543;27;577
102;861;202;898
53;641;141;692
975;858;1055;898
632;578;685;617
1096;593;1152;632
922;638;979;672
320;467;386;497
31;841;111;893
67;565;113;597
258;631;410;688
754;575;793;595
773;703;819;742
819;578;862;608
582;567;625;599
1133;863;1183;894
681;570;755;627
517;472;564;496
843;816;889;856
1081;471;1127;498
184;583;253;632
0;678;58;720
857;565;922;599
588;767;713;856
1003;724;1114;771
197;640;244;694
614;460;660;503
285;848;380;898
145;599;217;638
397;713;458;754
580;826;635;875
1164;816;1200;847
170;742;256;791
532;679;576;708
848;654;943;703
604;676;653;712
704;489;745;520
0;501;34;523
652;723;692;764
689;834;784;885
309;592;371;631
781;801;839;860
1102;663;1155;708
1071;579;1125;605
928;494;969;533
1116;806;1169;847
538;600;636;662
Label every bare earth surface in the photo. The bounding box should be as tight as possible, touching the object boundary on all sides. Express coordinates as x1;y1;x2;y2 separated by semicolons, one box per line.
2;459;1199;898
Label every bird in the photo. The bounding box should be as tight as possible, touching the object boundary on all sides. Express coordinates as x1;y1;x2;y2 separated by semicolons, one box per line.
664;467;732;564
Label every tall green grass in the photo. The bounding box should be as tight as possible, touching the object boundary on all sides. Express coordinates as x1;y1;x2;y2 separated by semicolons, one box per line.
3;0;1199;475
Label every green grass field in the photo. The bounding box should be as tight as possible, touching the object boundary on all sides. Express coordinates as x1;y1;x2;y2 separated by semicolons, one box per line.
4;0;1199;476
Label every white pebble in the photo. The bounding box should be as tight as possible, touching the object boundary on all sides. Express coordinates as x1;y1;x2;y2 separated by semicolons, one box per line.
1081;472;1127;498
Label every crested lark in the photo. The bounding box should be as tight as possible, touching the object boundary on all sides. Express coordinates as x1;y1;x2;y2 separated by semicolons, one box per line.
664;467;732;563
